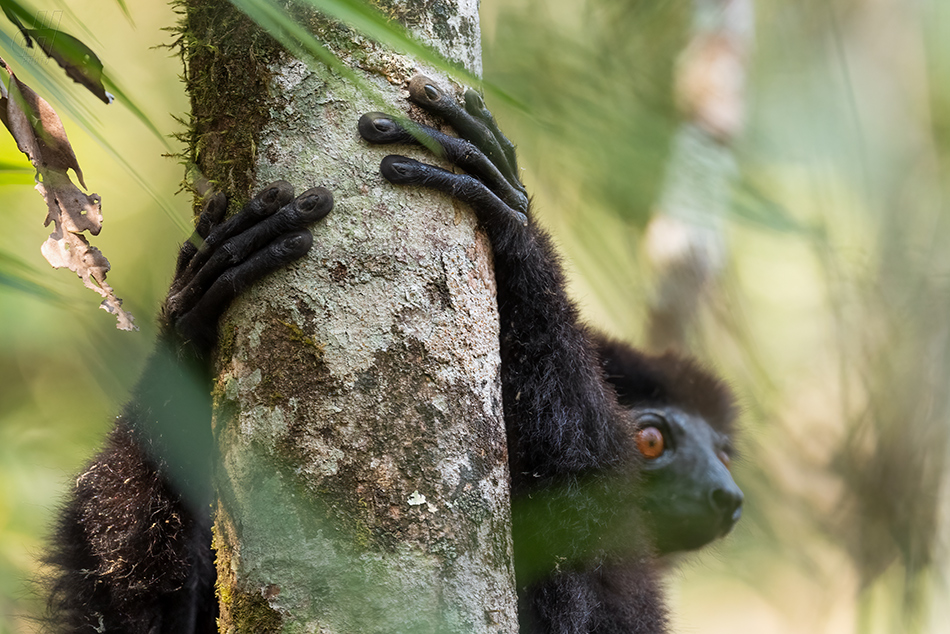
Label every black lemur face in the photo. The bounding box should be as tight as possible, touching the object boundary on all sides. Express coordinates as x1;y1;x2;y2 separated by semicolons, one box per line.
629;406;743;555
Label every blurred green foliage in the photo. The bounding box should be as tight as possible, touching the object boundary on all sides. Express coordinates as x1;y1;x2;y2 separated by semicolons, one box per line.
1;0;948;633
0;2;189;631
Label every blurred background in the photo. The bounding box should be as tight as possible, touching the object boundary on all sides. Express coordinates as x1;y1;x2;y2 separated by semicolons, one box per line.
1;0;948;632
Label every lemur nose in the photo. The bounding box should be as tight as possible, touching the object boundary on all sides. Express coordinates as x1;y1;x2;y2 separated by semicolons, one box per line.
710;485;743;523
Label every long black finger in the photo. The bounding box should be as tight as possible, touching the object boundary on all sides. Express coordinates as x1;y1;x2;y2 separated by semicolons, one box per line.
167;188;332;319
174;230;314;351
359;112;528;213
380;155;527;228
173;192;228;285
176;181;296;292
202;180;295;251
357;112;419;146
174;244;198;290
196;192;228;240
463;89;523;189
407;76;520;189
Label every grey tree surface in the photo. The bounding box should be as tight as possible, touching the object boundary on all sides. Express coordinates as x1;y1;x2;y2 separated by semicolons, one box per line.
180;2;516;632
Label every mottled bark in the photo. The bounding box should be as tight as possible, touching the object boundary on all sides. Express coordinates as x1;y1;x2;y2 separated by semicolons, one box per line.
180;2;516;632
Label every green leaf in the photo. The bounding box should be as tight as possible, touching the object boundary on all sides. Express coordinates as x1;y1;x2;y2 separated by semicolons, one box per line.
730;178;816;235
230;0;358;81
24;28;112;104
230;0;525;113
111;0;132;23
0;158;30;170
0;270;60;300
0;0;30;32
0;28;187;232
103;77;173;153
301;0;476;80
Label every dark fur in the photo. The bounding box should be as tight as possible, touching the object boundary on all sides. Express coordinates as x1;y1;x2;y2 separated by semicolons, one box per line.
45;337;219;633
47;423;217;633
490;194;668;634
593;334;737;438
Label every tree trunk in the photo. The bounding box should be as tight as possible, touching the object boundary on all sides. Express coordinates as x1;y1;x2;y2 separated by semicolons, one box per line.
179;2;515;632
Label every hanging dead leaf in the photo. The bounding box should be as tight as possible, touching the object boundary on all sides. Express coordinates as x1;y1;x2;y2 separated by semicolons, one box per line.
0;59;136;331
3;70;87;186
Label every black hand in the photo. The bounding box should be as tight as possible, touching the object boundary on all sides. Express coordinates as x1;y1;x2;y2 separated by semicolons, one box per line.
406;75;525;196
359;114;528;215
163;182;333;354
358;75;528;215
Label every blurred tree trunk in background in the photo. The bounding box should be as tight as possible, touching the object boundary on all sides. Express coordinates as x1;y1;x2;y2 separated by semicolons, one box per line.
179;1;516;632
644;0;753;351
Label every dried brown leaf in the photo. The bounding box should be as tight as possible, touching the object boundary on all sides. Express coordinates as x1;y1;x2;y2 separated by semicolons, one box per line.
3;70;86;186
0;61;136;330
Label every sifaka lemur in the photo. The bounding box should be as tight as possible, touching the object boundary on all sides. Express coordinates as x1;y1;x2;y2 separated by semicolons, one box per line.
45;77;740;634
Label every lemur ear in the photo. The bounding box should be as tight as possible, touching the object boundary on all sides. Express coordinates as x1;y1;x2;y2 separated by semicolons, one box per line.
592;333;737;436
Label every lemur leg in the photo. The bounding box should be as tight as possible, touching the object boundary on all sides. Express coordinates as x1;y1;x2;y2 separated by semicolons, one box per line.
47;183;332;634
359;79;664;634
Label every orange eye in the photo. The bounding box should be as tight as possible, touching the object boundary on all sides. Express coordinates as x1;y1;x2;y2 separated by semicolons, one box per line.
635;426;665;459
718;450;731;470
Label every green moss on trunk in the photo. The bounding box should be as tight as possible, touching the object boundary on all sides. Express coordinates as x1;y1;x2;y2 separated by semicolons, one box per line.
175;0;282;205
214;512;284;634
